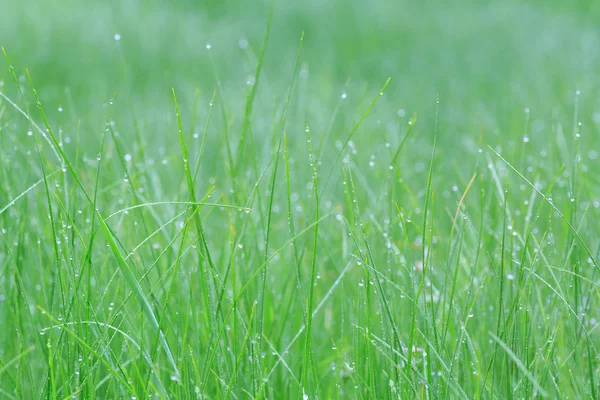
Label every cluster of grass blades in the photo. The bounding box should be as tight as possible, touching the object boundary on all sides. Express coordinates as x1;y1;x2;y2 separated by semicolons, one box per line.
2;3;600;398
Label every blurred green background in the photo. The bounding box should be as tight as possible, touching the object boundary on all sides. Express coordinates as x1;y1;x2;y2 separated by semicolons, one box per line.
3;0;600;203
3;0;600;126
2;0;600;187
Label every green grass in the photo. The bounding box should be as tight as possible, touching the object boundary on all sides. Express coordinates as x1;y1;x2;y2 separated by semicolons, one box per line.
2;0;600;398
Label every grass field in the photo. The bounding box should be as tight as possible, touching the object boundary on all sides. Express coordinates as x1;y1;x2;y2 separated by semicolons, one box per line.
2;0;600;398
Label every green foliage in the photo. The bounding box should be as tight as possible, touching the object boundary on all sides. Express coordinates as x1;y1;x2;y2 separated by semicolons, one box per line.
1;0;600;398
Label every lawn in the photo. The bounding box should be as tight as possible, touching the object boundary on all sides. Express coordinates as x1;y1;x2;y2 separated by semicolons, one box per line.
2;0;600;398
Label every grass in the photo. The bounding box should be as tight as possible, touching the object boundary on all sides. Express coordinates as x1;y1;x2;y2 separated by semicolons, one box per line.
2;0;600;398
